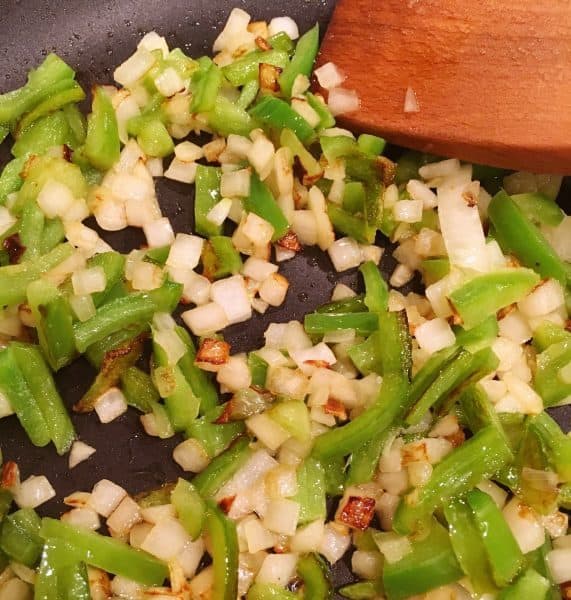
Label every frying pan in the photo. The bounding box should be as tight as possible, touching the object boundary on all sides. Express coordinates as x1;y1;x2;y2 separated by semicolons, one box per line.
0;1;570;596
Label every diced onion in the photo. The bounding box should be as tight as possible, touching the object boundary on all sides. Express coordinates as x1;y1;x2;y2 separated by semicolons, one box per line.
37;179;75;219
88;480;127;518
182;302;229;336
94;387;128;424
174;141;203;163
140;518;190;561
263;499;300;535
138;31;169;57
14;475;56;509
547;548;571;584
69;441;96;469
318;523;351;564
166;233;203;270
328;237;362;272
107;496;142;537
403;86;420;113
72;266;107;296
244;518;278;553
154;67;185;97
211;275;253;325
256;553;298;587
268;16;299;39
242;257;278;282
415;318;456;354
290;519;324;553
314;61;346;90
173;439;210;472
374;532;412;564
327;88;360;116
247;136;275;180
246;413;291;452
216;355;252;392
164;158;198;183
206;198;233;226
130;260;164;291
503;498;545;553
143;217;175;248
518;279;565;317
61;507;101;531
259;273;289;307
0;206;16;236
406;180;437;209
291;98;321;128
389;264;414;288
393;199;423;223
114;48;156;88
418;159;461;180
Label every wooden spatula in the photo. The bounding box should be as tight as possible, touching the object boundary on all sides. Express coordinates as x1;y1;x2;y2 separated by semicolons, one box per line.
317;0;571;173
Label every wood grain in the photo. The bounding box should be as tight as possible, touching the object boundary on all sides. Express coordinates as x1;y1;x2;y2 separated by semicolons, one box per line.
318;0;571;173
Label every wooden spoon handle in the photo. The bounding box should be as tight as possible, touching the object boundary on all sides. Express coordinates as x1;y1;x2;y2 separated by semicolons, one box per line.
318;0;571;173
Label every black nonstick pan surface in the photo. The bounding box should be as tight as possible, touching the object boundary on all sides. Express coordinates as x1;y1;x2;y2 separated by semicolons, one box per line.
1;0;570;596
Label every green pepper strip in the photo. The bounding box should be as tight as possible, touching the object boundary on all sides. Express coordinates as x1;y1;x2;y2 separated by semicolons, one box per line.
0;242;73;307
421;258;450;286
187;406;245;457
443;497;497;594
526;538;563;600
526;412;571;483
498;568;550;600
0;345;51;447
347;331;383;376
40;218;65;254
279;23;319;97
307;92;335;130
0;489;12;523
312;373;409;460
0;53;75;124
236;79;259;110
338;580;384;600
248;352;268;387
359;261;388;313
327;203;376;245
293;456;327;524
489;190;567;284
12;109;78;157
85;322;149;369
223;49;289;87
250;95;314;143
120;367;159;413
176;326;219;414
27;279;76;371
0;156;26;204
40;518;168;586
76;333;145;413
191;62;223;113
85;252;126;307
193;437;252;498
137;118;174;158
11;342;75;455
84;86;120;171
449;268;540;329
205;501;239;600
304;312;379;336
393;425;513;535
346;426;397;486
297;553;332;599
511;193;565;227
534;337;571;407
533;321;571;353
19;199;45;261
171;478;205;541
458;383;504;437
317;294;366;314
202;235;243;280
466;488;524;587
405;346;499;426
35;538;90;600
195;165;223;238
207;95;255;137
383;520;463;600
0;508;43;567
244;172;290;241
453;315;499;352
247;584;298;599
280;128;322;180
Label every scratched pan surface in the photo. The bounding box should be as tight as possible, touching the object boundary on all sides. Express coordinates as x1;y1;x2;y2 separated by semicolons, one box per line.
0;0;570;596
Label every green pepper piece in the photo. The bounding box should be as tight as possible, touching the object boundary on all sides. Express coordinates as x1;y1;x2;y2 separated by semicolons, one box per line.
466;488;524;587
489;190;567;284
297;553;332;599
421;258;450;285
193;437;252;498
84;86;120;171
191;62;223;113
207;95;255;137
449;268;540;329
497;568;550;600
40;217;66;254
327;203;376;244
247;583;298;599
201;236;243;280
268;400;311;442
148;280;183;313
304;312;379;336
443;497;497;594
248;352;268;387
0;345;51;447
405;346;499;425
195;165;223;238
137;119;174;157
0;489;12;523
186;407;245;457
268;31;295;54
244;172;290;241
85;252;126;307
11;342;75;454
280;128;322;181
223;49;289;87
343;181;366;214
250;95;314;143
346;426;397;486
236;79;260;110
317;294;366;314
62;103;87;146
27;279;76;371
175;326;219;414
279;23;319;97
120;367;159;413
534;338;571;407
533;321;571;353
77;333;145;413
511;193;565;227
338;580;384;600
35;538;90;600
312;373;409;460
383;520;463;600
453;315;499;352
359;261;389;313
293;456;326;524
526;412;571;482
0;156;26;204
393;426;513;535
0;508;43;567
19;198;44;261
205;501;239;600
171;478;205;541
12;110;76;158
347;331;383;376
320;135;358;162
40;518;168;586
16;81;85;136
85;322;149;369
458;383;504;437
358;133;386;157
307;92;335;130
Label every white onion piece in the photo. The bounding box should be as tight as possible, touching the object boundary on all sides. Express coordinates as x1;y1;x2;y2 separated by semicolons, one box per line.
154;67;184;97
211;275;252;325
172;439;210;472
72;267;106;296
94;195;127;231
88;480;127;518
314;61;346;90
140;518;190;561
374;532;412;564
0;578;32;599
114;48;156;88
166;233;203;270
216;355;252;392
61;507;100;531
518;279;565;317
37;179;75;219
256;553;298;587
415;318;456;354
138;31;169;57
318;523;351;564
242;257;278;282
143;217;175;248
268;16;299;39
225;135;253;160
290;519;324;553
390;264;414;288
291;343;337;375
14;475;56;509
263;499;300;535
0;206;16;236
328;237;362;272
266;366;309;402
182;302;229;336
94;387;128;424
503;498;544;553
246;413;291;452
352;551;383;581
107;496;142;537
259;273;289;307
206;198;233;226
244;518;278;553
68;441;96;469
403;86;420;113
0;391;14;419
328;88;360;116
406;179;437;209
129;261;164;291
110;576;145;599
547;548;571;584
418;159;461;180
213;7;252;53
292;210;318;246
153;328;187;366
291;97;320;128
393;199;423;223
241;212;274;247
498;309;532;344
164;158;198;183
